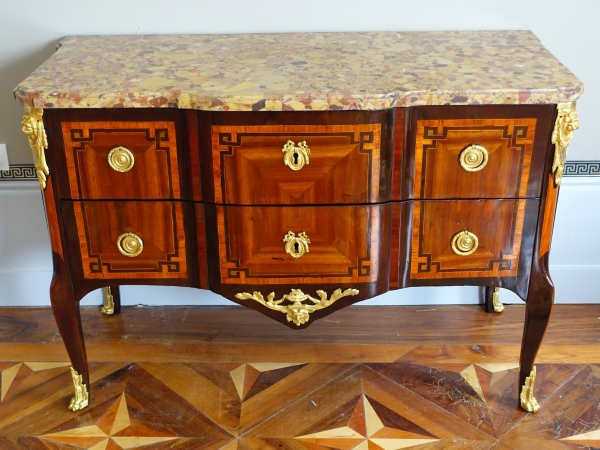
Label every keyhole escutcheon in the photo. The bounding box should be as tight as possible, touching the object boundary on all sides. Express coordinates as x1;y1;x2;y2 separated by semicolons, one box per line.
283;231;311;259
282;140;310;171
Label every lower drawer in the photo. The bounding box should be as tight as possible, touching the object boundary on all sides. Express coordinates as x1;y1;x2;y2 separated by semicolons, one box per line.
64;201;189;279
409;199;536;280
211;204;391;285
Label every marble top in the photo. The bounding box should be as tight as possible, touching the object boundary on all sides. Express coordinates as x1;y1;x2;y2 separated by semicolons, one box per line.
14;31;583;111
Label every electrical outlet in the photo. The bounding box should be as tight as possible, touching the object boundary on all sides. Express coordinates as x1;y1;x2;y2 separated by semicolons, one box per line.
0;144;9;171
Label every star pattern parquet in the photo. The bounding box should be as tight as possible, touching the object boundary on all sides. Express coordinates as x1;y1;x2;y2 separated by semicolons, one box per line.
0;360;598;449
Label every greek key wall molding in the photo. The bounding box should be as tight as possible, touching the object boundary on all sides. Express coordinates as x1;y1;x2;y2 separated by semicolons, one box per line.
2;161;599;183
0;164;38;181
563;161;600;177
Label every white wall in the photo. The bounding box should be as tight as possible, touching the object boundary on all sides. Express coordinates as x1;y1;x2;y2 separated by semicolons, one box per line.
1;177;598;307
1;0;599;307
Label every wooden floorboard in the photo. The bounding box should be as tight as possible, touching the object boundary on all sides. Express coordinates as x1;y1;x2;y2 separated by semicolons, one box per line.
0;304;599;448
1;304;599;345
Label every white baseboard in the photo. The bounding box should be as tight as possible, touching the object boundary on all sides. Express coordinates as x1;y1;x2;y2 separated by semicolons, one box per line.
1;178;598;307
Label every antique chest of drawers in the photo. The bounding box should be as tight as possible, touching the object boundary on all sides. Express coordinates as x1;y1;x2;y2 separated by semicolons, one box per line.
14;31;582;413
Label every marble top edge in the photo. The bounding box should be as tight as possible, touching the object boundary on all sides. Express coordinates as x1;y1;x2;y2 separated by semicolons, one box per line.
14;31;584;110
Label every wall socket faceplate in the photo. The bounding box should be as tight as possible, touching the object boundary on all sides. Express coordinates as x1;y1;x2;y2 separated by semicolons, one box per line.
0;144;8;171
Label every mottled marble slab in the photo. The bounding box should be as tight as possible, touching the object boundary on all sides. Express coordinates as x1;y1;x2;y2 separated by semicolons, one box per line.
14;31;583;111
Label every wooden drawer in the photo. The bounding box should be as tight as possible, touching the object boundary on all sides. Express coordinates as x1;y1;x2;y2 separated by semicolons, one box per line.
212;124;382;204
61;121;180;199
413;118;538;199
409;199;536;280
66;201;188;279
212;204;390;284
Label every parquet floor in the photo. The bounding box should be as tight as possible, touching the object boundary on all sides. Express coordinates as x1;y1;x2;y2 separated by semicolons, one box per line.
0;305;599;449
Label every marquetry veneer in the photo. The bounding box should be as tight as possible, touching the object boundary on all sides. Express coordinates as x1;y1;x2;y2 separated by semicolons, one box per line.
62;121;181;200
410;199;531;280
212;124;383;205
69;201;189;279
215;204;388;284
14;32;581;416
413;118;538;199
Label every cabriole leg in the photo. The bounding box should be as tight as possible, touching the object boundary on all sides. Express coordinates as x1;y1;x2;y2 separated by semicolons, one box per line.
517;101;579;412
22;106;91;411
519;271;553;412
50;274;90;411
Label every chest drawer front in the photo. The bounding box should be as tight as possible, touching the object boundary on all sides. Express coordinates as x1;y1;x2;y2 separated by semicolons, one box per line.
212;124;382;204
61;121;180;199
67;201;187;279
410;199;535;280
214;204;388;284
413;118;537;199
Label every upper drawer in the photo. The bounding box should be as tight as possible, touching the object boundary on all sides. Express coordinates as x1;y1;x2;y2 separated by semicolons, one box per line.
61;121;181;199
407;105;556;200
211;124;383;205
413;118;537;199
